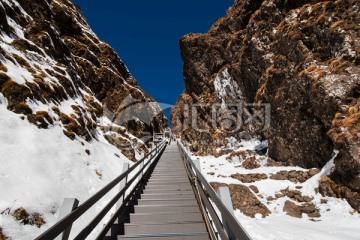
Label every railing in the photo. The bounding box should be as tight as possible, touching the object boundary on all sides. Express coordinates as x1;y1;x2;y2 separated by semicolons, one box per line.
36;140;167;240
177;141;252;240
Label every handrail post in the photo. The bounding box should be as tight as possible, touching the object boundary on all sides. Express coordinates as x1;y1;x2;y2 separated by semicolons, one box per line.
217;187;236;240
193;159;201;174
55;198;79;240
151;143;154;158
116;162;129;209
138;160;144;183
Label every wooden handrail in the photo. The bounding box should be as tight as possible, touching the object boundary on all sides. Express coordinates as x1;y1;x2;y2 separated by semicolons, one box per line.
177;141;252;240
36;140;167;240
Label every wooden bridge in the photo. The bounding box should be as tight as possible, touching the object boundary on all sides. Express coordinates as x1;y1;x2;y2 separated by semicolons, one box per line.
36;140;251;240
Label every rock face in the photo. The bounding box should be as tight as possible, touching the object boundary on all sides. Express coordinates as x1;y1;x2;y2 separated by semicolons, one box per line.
283;200;320;218
171;0;359;206
0;0;167;160
211;182;271;218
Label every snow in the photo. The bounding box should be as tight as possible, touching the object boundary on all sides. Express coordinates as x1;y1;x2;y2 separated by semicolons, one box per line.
0;93;137;239
187;139;360;240
213;68;242;109
234;210;360;240
0;57;34;84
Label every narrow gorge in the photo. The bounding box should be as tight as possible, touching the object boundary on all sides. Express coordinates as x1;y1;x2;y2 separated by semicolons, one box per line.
0;0;359;239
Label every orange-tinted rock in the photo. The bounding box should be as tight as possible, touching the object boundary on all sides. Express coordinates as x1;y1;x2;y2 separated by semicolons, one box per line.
171;0;360;209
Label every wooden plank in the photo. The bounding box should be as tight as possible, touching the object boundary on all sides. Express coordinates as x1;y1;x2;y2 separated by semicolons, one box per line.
141;191;194;196
147;181;190;185
137;199;197;206
142;189;194;194
118;233;209;240
124;223;207;235
145;185;193;191
148;177;188;181
141;194;195;200
130;212;203;223
134;206;200;214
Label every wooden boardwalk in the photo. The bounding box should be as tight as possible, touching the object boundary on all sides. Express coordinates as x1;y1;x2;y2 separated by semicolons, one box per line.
117;142;210;240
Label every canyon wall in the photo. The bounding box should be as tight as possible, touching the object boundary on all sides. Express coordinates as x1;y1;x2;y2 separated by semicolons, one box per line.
171;0;359;204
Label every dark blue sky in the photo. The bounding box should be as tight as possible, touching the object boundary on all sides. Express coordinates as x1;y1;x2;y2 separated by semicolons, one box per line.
72;0;233;123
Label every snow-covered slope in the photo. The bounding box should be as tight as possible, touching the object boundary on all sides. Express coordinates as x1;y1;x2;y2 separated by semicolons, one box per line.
0;0;166;239
186;139;360;240
0;93;133;239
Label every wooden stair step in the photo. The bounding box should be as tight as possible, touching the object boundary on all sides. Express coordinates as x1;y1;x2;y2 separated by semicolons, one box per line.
141;193;195;200
118;232;209;240
137;199;197;206
130;212;203;223
124;223;207;235
134;206;200;214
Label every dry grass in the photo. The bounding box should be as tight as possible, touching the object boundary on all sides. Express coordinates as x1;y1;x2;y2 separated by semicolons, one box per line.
0;227;10;240
12;54;30;68
226;150;251;162
211;129;222;138
348;105;359;115
0;73;10;88
315;14;326;25
256;82;267;98
58;111;92;141
242;156;261;169
13;102;32;115
330;20;345;31
300;65;327;81
314;68;326;81
182;94;192;102
328;58;350;74
53;66;66;75
52;105;60;114
0;62;7;72
59;112;71;125
328;101;360;144
12;208;45;228
341;114;360;128
27;111;54;129
305;65;317;72
265;66;276;78
1;79;32;108
63;130;76;140
11;39;42;55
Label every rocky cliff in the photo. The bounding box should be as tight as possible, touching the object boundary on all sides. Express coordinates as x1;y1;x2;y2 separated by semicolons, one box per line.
171;0;359;210
0;0;167;161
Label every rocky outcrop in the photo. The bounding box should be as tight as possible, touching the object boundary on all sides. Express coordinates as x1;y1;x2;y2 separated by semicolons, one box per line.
211;182;271;217
171;0;359;208
270;169;319;183
231;173;268;183
319;176;360;211
0;0;167;159
283;200;320;218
